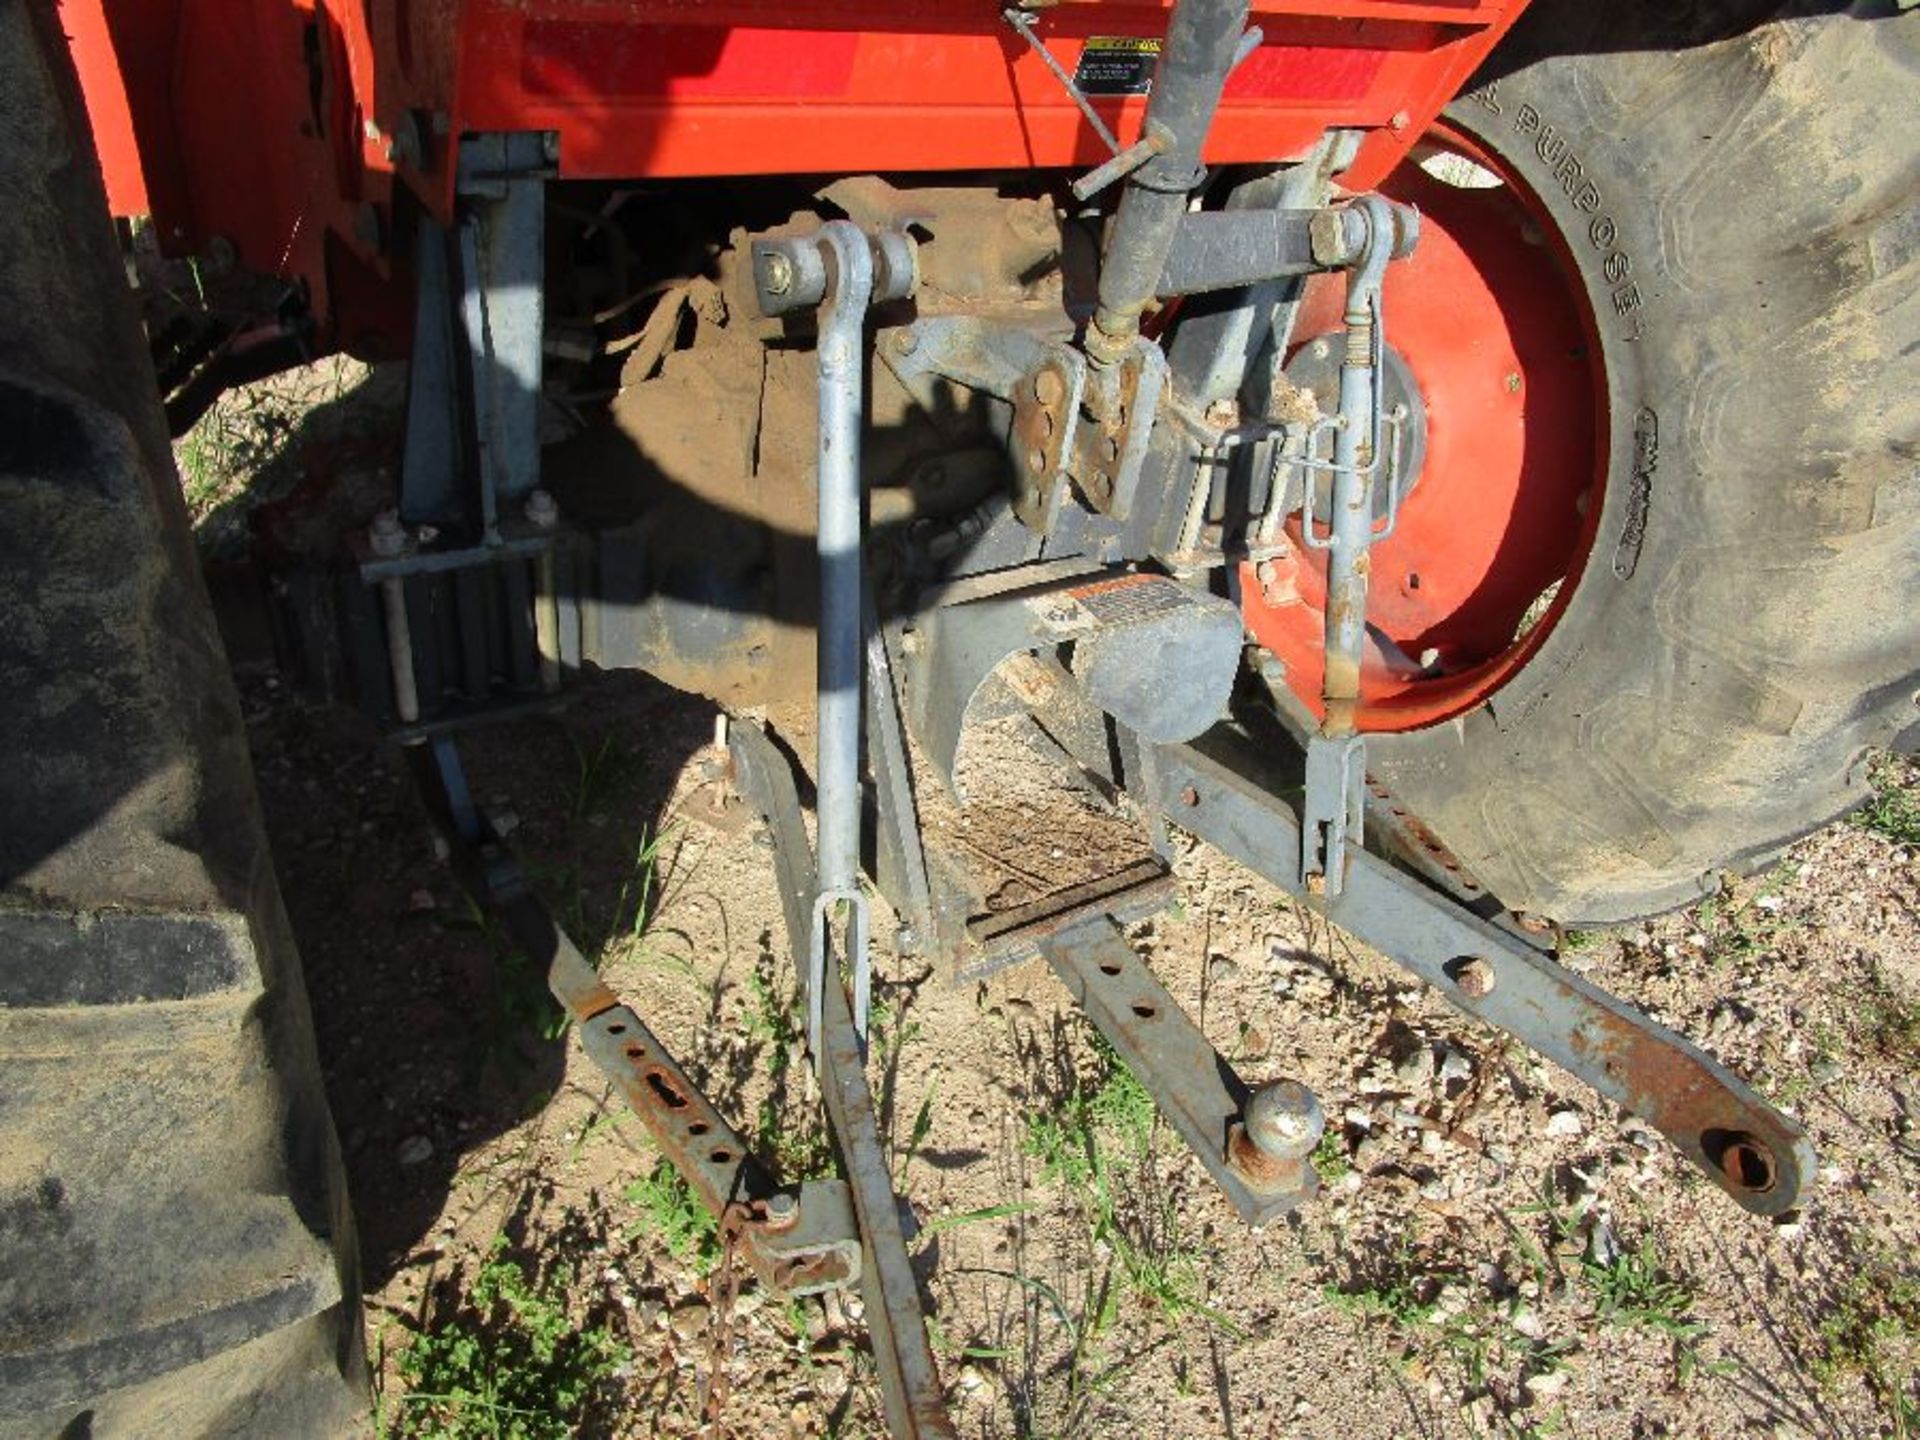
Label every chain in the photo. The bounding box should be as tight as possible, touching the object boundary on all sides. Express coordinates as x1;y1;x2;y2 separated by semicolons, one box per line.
700;1206;748;1435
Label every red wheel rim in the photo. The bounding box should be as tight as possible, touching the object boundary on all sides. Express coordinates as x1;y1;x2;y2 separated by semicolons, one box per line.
1241;120;1607;731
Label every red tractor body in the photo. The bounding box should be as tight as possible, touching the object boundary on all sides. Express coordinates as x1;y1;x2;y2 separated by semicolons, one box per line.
64;0;1517;349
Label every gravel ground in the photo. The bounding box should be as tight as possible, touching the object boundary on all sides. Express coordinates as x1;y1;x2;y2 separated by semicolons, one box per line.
182;369;1920;1440
228;666;1920;1440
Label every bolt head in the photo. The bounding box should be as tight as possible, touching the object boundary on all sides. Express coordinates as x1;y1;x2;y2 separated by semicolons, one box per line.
763;252;794;295
368;508;408;558
1446;956;1497;998
891;329;919;355
524;489;559;529
765;1192;798;1221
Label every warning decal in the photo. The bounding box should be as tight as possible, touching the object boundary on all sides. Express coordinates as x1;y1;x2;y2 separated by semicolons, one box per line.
1073;36;1160;97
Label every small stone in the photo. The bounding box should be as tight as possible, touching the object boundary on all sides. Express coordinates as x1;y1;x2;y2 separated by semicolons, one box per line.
1527;1368;1569;1399
1438;1049;1474;1085
1207;953;1239;984
1545;1109;1584;1139
491;808;521;838
1511;1306;1545;1339
408;888;436;913
957;1364;984;1392
1395;1046;1434;1086
397;1135;433;1166
670;1301;712;1341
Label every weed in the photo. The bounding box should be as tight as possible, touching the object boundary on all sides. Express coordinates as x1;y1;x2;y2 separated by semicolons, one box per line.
625;1158;720;1276
386;1236;629;1439
171;356;373;547
926;1313;1009;1363
441;893;566;1077
1312;1126;1351;1183
896;1082;936;1186
917;1202;1031;1243
1326;1241;1576;1432
1021;1029;1229;1335
1579;1231;1719;1383
1816;1257;1920;1437
1324;1241;1441;1328
1688;870;1802;974
567;732;631;824
742;960;832;1178
1853;754;1920;847
604;823;693;976
1857;964;1920;1065
1770;1018;1842;1107
565;1105;620;1164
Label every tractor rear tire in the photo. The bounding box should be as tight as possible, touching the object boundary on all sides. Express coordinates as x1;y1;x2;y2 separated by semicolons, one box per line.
0;4;365;1434
1368;1;1920;926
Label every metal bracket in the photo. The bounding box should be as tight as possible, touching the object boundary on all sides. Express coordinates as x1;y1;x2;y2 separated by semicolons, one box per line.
1011;348;1086;533
900;566;1242;797
866;605;936;955
1141;731;1815;1216
1075;338;1167;522
1042;916;1319;1226
411;735;864;1300
1300;732;1363;897
727;720;958;1440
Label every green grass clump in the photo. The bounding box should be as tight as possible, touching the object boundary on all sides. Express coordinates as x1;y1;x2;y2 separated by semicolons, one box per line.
1022;1031;1229;1334
625;1158;720;1275
1817;1259;1920;1436
388;1238;628;1439
1312;1126;1351;1183
1854;756;1920;847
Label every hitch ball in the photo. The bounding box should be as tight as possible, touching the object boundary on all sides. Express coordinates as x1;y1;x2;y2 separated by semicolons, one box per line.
1244;1079;1325;1163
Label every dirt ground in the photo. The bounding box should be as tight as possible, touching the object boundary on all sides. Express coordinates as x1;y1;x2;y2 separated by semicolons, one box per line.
191;366;1920;1440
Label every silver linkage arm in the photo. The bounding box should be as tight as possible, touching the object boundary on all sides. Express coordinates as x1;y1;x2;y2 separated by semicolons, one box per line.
1300;195;1413;899
750;222;918;1056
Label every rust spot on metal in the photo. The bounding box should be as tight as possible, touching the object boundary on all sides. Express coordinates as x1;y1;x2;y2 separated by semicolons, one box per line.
1567;1001;1785;1197
1226;1123;1309;1193
554;977;621;1021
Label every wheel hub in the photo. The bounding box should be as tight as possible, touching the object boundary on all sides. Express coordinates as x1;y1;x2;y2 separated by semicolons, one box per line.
1242;123;1605;731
